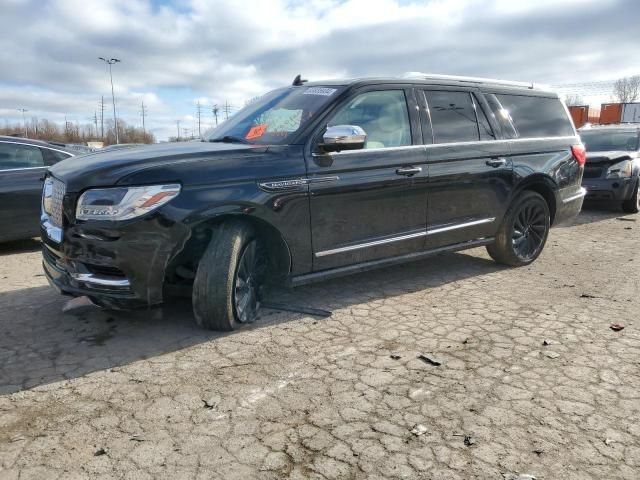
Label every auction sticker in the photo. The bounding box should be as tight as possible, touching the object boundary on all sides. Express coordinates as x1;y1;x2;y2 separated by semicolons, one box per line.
304;87;337;96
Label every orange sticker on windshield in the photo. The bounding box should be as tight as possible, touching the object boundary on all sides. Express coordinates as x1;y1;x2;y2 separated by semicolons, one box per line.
245;124;267;140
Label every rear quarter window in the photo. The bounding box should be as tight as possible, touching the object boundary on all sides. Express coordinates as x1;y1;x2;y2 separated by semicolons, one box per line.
495;94;574;138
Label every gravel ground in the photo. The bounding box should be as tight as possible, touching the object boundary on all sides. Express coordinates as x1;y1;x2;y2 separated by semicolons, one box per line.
0;207;639;480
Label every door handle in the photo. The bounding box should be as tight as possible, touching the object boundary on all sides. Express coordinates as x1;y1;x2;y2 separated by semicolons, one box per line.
486;157;507;168
395;166;422;176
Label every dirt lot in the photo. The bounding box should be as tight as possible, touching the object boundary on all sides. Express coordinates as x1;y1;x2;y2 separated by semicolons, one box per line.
0;207;639;480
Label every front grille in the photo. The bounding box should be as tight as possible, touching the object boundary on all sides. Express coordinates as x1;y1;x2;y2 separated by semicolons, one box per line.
44;177;66;227
583;166;604;179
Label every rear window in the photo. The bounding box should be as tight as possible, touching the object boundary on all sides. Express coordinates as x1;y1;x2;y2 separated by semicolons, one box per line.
0;142;45;170
493;94;574;138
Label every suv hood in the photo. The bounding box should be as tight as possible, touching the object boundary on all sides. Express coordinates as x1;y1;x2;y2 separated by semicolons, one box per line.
586;150;637;164
50;141;268;192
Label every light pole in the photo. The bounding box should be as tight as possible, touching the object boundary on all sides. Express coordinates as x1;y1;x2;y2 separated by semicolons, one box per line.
98;57;121;144
17;108;28;137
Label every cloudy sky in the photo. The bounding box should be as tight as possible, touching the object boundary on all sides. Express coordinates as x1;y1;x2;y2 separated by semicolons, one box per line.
1;0;638;141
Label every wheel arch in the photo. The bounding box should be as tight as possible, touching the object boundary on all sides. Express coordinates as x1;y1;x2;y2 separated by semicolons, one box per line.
513;174;558;225
165;211;292;288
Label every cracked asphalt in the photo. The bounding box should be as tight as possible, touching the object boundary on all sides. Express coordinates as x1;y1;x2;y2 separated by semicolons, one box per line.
1;207;639;479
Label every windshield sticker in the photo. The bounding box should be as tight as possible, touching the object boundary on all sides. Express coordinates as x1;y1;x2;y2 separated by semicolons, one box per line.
245;124;268;140
304;87;337;96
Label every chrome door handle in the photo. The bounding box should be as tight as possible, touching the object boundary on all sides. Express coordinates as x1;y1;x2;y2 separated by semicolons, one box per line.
486;157;507;168
395;166;422;176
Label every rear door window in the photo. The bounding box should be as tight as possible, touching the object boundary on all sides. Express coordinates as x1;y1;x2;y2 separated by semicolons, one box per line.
493;94;574;138
473;94;496;141
424;90;481;144
0;142;45;170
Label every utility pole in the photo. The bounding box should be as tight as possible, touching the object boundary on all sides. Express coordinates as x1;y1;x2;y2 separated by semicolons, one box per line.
140;101;147;135
212;104;219;127
196;101;202;138
176;120;180;141
17;108;28;137
223;100;232;120
98;57;121;144
93;111;99;138
99;96;106;139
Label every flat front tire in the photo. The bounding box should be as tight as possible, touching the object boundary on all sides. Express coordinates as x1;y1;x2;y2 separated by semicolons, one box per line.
486;191;551;267
192;221;263;331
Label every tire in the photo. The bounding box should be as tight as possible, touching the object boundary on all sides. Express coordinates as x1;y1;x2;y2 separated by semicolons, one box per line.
486;191;551;267
622;180;640;214
192;221;264;331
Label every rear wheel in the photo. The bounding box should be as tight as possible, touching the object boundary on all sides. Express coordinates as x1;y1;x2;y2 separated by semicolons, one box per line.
622;180;640;214
192;221;264;331
487;191;550;267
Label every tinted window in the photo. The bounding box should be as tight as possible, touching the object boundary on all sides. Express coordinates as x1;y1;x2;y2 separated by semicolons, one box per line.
473;95;495;140
485;94;517;139
328;90;411;149
44;148;72;164
495;94;574;138
425;91;479;143
0;142;45;170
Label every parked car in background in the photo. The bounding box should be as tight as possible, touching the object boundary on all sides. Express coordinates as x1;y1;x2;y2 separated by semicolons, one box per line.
0;136;74;242
41;74;585;330
579;125;640;213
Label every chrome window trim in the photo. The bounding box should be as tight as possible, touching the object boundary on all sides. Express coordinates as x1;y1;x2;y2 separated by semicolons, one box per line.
0;166;47;173
0;140;74;157
562;187;587;204
70;273;131;287
315;135;578;157
426;217;496;235
315;217;496;257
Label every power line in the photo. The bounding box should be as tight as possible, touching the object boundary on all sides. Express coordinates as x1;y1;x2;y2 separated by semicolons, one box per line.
196;100;202;138
140;101;147;135
223;100;232;120
99;96;106;139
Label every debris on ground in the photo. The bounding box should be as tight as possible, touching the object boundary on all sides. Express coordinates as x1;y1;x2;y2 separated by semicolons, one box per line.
62;295;100;315
580;293;598;299
610;323;625;332
94;448;108;456
543;351;560;359
130;435;145;442
616;217;636;222
390;354;402;360
503;474;537;480
417;354;442;366
9;435;26;443
604;438;614;446
463;435;476;446
542;339;553;346
203;394;221;409
410;424;428;436
533;447;544;456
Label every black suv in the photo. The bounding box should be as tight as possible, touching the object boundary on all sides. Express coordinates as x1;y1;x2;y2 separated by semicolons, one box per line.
579;125;640;213
0;136;74;242
41;74;585;330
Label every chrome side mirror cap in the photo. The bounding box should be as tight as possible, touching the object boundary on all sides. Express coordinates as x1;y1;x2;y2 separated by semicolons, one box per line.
320;125;366;152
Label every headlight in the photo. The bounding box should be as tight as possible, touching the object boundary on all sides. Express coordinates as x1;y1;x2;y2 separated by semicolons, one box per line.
606;160;633;179
76;184;181;221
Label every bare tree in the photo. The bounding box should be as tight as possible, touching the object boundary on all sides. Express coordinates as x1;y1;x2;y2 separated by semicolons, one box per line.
613;75;640;103
564;94;584;106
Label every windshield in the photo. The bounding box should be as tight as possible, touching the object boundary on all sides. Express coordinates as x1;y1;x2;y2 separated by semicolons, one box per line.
580;130;639;152
206;86;344;145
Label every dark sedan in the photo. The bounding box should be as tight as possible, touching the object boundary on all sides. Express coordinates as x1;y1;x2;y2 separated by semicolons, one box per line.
0;136;74;242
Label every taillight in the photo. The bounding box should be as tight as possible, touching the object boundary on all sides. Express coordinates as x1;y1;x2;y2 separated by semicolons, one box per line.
571;144;586;166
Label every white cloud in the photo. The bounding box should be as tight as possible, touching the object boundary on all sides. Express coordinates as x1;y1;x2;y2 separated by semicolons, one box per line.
0;0;638;140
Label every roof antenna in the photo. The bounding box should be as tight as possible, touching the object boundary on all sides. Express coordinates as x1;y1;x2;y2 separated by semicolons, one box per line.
292;74;308;86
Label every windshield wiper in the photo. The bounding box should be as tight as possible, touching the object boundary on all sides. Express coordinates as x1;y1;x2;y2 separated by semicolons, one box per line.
209;135;250;144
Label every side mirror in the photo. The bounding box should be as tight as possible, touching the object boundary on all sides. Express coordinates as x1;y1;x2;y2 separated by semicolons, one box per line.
319;125;366;153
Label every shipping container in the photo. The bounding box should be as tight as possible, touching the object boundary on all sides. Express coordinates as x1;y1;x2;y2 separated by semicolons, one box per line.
621;103;640;123
599;103;623;124
568;105;589;128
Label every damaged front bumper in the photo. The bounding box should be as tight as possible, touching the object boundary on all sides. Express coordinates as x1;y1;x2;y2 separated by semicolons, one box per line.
41;212;190;309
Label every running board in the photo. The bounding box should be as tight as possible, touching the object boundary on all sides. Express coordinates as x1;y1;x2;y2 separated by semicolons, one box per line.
290;237;495;287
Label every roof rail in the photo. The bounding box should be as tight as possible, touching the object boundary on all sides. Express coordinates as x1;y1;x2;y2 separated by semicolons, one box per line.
401;72;536;89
